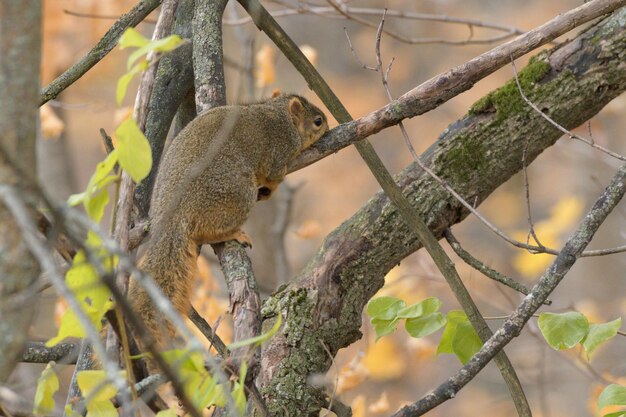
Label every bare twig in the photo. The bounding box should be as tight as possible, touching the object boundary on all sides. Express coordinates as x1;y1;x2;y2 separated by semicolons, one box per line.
226;3;524;45
444;229;551;305
521;137;544;249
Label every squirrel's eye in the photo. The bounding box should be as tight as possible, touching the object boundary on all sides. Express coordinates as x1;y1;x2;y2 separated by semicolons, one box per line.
313;116;323;127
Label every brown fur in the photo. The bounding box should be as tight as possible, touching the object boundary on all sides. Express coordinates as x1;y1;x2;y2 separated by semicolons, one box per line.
129;94;328;351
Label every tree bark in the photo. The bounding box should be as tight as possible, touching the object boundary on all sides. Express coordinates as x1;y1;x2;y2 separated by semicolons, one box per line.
258;9;626;415
0;0;42;382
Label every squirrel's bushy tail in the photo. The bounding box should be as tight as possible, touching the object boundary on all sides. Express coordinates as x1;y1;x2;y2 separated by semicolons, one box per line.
129;221;197;348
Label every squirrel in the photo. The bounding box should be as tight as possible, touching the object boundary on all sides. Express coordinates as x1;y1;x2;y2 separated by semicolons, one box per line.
129;93;329;349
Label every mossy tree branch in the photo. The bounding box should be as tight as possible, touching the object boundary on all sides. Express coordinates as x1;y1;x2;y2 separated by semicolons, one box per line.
251;8;626;416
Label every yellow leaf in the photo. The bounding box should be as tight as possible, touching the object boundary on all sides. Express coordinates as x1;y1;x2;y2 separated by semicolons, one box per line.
40;104;64;140
299;44;318;67
351;395;366;417
255;45;276;88
118;27;149;49
549;195;584;231
368;392;390;413
115;118;152;183
294;219;321;239
336;353;369;394
85;400;118;417
77;370;124;401
34;362;59;415
512;196;584;278
363;337;406;380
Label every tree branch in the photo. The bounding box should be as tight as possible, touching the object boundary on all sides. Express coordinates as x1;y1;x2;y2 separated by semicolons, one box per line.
0;0;42;382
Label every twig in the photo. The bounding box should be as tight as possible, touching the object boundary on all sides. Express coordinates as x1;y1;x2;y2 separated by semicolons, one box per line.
511;57;625;161
63;8;157;24
391;162;626;416
444;229;551;305
20;341;80;364
521;137;544;249
40;0;162;105
226;3;524;45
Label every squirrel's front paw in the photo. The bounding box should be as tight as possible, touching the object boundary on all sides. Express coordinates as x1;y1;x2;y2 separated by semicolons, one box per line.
231;230;253;248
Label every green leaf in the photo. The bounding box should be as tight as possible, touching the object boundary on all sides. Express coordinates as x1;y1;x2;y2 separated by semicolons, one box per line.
602;412;626;417
398;297;442;319
33;362;59;415
452;321;483;364
582;318;622;358
366;296;406;320
156;409;178;417
127;35;184;69
118;27;149;49
405;312;446;338
76;370;123;401
371;317;399;340
85;400;118;417
89;150;119;191
67;191;87;207
85;188;109;222
115;118;152;183
598;384;626;409
232;362;248;415
437;310;467;355
538;312;589;350
46;304;98;347
228;314;282;350
116;61;147;105
161;349;207;377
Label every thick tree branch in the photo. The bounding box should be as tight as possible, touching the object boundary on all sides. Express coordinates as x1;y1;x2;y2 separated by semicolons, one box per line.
39;0;162;105
288;0;626;172
135;0;195;216
253;8;626;415
193;0;228;111
0;0;42;382
21;342;80;364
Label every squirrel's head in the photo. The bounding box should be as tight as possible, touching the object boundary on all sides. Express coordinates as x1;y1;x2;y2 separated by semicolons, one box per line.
284;95;329;150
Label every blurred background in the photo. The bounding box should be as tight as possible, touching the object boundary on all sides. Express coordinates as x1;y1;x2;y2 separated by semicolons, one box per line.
19;0;626;416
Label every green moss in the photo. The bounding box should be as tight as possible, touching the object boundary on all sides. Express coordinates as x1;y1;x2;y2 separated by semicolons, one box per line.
436;135;488;184
468;56;552;122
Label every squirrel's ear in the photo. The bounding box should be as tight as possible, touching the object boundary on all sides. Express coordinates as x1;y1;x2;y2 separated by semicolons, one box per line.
271;89;281;98
288;97;304;126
